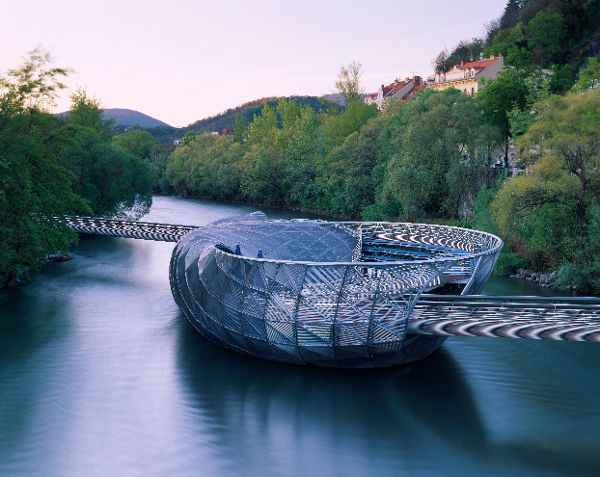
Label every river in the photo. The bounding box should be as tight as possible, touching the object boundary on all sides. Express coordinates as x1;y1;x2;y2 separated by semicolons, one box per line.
1;196;598;477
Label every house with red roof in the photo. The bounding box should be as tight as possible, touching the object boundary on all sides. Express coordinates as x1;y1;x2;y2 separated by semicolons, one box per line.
364;75;427;109
431;55;504;95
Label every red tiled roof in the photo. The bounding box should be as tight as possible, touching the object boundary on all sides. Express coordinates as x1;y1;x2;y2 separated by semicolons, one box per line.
380;76;423;99
382;79;409;96
458;56;502;70
404;82;427;100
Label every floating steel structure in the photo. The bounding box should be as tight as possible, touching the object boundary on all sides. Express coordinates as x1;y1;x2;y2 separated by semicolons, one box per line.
64;214;600;367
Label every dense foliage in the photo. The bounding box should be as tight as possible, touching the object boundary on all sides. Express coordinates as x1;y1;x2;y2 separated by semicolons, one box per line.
438;0;600;71
163;89;499;223
493;89;600;290
0;51;154;287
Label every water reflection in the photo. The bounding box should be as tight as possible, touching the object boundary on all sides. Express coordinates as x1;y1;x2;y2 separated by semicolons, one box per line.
175;319;598;476
176;323;491;476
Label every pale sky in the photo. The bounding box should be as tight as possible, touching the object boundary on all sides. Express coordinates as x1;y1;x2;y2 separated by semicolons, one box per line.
2;0;506;127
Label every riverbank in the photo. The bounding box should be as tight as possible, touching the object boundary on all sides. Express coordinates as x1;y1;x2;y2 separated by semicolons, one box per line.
510;269;558;289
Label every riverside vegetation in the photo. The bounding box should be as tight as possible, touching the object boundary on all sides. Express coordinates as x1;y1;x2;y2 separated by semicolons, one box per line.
2;0;600;291
0;50;153;287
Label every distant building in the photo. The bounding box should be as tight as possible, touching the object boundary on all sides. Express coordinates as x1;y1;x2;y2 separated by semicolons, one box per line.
431;55;504;95
364;75;426;109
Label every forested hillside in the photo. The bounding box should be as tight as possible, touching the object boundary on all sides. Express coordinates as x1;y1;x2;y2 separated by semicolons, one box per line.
435;0;600;74
145;96;340;144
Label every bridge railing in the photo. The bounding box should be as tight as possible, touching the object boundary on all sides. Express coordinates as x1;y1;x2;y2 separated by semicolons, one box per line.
60;216;197;242
407;294;600;342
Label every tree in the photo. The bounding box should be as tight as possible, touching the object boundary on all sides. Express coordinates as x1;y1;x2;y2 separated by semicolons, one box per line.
0;47;70;111
500;0;525;29
146;144;173;193
233;113;247;143
433;49;451;73
60;91;153;217
323;100;377;151
506;67;552;138
434;39;486;73
519;90;600;236
0;50;86;287
335;61;363;104
372;89;497;220
240;103;286;205
318;116;385;218
478;68;529;166
487;22;529;66
527;10;567;65
113;129;156;159
549;64;575;93
493;89;600;290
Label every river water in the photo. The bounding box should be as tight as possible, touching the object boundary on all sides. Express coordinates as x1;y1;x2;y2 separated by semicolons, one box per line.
1;196;598;477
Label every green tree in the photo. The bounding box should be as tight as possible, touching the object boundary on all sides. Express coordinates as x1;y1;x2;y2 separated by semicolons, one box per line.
335;61;363;104
506;67;552;138
493;89;600;290
323;100;377;150
233;113;247;143
113;129;156;159
318;115;385;218
434;39;486;72
61;91;153;217
487;22;526;59
278;104;324;207
239;100;325;207
573;57;600;92
373;89;497;220
147;144;173;193
478;68;529;166
0;50;86;287
527;10;567;65
500;0;525;29
549;64;575;93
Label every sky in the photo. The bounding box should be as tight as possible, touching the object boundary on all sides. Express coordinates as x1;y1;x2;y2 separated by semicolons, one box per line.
2;0;506;127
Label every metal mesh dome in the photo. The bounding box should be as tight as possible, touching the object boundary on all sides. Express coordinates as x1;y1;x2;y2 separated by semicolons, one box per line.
169;213;503;367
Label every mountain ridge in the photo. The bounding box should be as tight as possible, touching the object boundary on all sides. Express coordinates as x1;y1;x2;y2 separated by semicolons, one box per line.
101;108;171;128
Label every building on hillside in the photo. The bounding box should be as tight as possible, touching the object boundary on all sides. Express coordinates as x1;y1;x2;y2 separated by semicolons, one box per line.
210;128;233;136
430;55;504;95
364;75;427;109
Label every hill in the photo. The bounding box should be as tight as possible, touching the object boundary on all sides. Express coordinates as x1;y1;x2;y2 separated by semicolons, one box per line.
102;108;171;128
145;95;341;144
182;95;339;134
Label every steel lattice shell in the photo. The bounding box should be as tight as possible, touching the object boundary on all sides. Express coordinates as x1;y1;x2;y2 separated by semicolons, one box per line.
168;214;503;367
